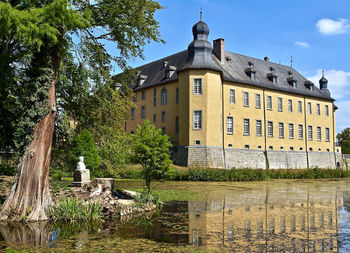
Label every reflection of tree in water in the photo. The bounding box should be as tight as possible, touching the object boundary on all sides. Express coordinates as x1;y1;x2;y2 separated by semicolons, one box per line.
0;221;103;248
0;222;50;247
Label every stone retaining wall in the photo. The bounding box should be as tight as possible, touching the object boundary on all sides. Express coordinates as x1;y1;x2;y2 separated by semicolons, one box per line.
173;146;343;169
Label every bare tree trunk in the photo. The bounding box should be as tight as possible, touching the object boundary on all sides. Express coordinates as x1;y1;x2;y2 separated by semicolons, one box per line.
0;57;59;221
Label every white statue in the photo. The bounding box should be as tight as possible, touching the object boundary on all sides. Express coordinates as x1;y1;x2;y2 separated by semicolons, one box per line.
77;156;87;171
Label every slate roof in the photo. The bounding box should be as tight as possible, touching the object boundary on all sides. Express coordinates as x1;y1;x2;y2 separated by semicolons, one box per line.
129;49;334;101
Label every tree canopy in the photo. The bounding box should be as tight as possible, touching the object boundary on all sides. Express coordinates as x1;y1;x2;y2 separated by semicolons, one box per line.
131;120;172;191
337;128;350;154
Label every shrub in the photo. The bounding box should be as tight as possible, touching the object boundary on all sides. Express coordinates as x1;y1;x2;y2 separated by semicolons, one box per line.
134;188;159;206
48;198;102;222
68;129;101;173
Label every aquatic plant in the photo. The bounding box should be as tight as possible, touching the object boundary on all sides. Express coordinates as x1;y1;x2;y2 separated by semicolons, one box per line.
134;188;159;206
47;198;102;222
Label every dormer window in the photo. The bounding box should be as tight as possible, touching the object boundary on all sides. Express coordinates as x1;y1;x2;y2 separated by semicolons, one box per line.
245;61;256;80
162;61;168;69
166;65;176;79
267;67;277;84
287;71;297;87
304;80;314;91
137;74;147;86
226;56;232;63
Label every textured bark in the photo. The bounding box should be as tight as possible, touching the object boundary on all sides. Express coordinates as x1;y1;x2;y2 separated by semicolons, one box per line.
0;54;59;221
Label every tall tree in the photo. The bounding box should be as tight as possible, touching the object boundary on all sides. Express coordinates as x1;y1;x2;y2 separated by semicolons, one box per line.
0;0;163;221
131;120;172;191
337;128;350;154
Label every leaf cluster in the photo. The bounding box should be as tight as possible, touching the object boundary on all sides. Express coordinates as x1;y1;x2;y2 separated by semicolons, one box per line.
337;128;350;154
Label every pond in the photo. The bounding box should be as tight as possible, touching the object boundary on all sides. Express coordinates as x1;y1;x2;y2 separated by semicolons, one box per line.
1;179;350;252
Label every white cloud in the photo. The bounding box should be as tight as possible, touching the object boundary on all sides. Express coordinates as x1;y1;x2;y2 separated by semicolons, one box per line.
294;41;309;48
308;69;350;100
316;18;350;35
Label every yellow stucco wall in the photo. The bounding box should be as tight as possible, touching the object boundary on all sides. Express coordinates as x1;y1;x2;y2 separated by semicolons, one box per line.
126;69;336;153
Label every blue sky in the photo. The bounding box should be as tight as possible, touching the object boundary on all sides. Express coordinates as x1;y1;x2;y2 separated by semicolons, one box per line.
115;0;350;133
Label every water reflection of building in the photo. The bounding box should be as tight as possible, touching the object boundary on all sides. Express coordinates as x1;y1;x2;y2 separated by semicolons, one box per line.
189;185;342;252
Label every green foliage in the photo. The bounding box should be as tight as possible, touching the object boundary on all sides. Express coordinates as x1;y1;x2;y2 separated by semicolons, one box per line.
0;157;17;176
47;198;102;222
337;128;350;154
168;168;350;182
131;120;172;190
68;129;101;172
134;188;159;206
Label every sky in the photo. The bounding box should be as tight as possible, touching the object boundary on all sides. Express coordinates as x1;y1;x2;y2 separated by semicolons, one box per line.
114;0;350;133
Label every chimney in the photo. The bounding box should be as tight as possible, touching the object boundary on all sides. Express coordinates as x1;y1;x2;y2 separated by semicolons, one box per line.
213;38;225;62
264;56;269;62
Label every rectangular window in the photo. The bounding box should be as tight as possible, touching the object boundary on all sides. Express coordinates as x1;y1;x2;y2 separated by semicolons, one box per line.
278;97;283;112
325;105;329;116
133;94;137;102
279;122;284;138
193;78;202;94
243;92;249;107
308;102;312;114
193;111;202;129
161;127;166;135
298;124;303;139
288;99;293;112
176;88;179;104
141;106;146;118
227;116;233;134
256;120;262;136
175;117;179;135
298;101;302;113
161;111;166;122
243;119;250;136
316;104;320;116
267;121;273;137
153;113;156;123
308;125;313;140
289;124;294;139
255;94;261;108
131;108;135;120
230;89;235;104
153;88;156;106
317;126;321;141
325;127;330;142
142;91;146;100
267;96;272;110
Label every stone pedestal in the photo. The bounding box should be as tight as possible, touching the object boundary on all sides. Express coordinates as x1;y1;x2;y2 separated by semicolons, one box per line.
92;178;115;192
72;169;91;187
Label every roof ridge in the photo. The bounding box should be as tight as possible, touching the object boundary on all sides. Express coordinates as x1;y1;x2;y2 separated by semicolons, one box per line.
134;50;187;70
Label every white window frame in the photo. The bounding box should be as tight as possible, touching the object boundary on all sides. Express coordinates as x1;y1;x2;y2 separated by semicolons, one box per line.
243;92;249;107
193;110;202;130
278;97;283;112
267;121;273;137
298;124;303;140
243;118;250;136
193;78;203;95
316;104;320;116
289;123;294;139
255;94;261;109
288;99;293;112
308;125;313;140
227;116;233;134
256;120;262;136
308;102;312;114
267;96;272;110
161;88;167;105
325;127;330;142
317;126;321;141
325;105;329;117
298;101;302;113
230;89;235;104
278;122;284;138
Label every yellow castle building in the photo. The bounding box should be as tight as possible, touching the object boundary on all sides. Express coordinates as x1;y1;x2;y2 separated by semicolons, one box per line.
126;18;342;169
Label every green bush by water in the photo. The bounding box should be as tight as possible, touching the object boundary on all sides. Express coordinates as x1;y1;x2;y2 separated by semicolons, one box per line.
171;167;350;182
48;198;102;222
134;188;159;205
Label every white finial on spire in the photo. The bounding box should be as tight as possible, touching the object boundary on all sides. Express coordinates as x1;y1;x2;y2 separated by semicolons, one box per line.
322;69;325;77
290;55;293;68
